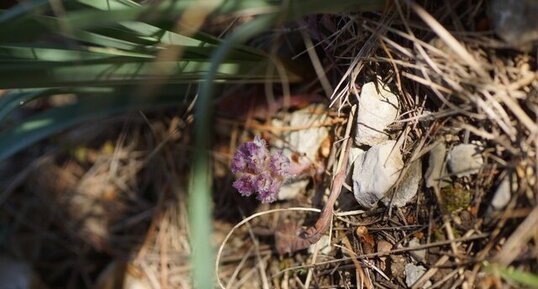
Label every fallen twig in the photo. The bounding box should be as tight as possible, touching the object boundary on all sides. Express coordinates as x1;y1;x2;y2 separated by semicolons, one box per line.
274;105;355;255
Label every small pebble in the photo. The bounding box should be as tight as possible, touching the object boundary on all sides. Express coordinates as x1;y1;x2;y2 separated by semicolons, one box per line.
409;238;426;261
390;255;406;279
272;104;329;200
377;240;393;271
405;263;431;288
447;144;483;178
425;142;450;188
490;174;516;210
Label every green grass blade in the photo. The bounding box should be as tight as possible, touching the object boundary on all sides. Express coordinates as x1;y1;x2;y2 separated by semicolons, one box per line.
0;92;189;161
0;59;295;88
0;0;48;23
485;263;538;288
0;45;151;61
0;87;116;122
190;13;279;289
189;1;386;285
58;0;385;31
0;89;50;122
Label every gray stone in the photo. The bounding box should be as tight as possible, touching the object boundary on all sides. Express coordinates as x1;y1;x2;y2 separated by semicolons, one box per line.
286;104;329;160
447;144;483;178
352;140;403;208
405;263;431;288
348;147;366;168
355;81;399;146
491;174;516;210
425;142;450;188
409;238;427;261
277;180;310;201
384;159;422;207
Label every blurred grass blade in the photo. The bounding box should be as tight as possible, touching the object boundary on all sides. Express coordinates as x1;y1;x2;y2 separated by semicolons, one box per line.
0;47;300;88
190;2;385;287
0;87;115;122
0;45;150;61
0;0;48;22
0;92;188;161
0;89;50;122
5;0;383;32
191;13;279;289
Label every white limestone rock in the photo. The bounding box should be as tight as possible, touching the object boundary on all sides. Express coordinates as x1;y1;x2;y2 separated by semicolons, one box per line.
447;144;483;178
355;81;399;146
384;159;422;207
352;140;403;208
425;142;450;188
347;147;366;190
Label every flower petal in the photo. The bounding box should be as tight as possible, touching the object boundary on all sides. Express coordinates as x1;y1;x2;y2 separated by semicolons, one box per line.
232;174;256;197
269;151;291;177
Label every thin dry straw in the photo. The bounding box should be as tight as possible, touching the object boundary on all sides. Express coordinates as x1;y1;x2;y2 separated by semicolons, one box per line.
403;0;489;80
215;207;321;289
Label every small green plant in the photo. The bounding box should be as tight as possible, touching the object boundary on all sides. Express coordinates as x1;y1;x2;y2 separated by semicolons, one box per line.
484;262;538;288
441;185;473;213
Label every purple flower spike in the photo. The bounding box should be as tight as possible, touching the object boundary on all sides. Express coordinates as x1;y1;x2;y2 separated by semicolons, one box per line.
230;136;292;203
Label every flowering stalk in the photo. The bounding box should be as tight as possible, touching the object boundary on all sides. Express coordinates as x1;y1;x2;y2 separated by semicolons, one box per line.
230;136;311;203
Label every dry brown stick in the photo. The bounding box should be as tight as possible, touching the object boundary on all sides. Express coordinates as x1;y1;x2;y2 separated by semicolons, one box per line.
275;138;352;255
224;247;254;289
494;205;538;265
275;233;489;275
341;234;373;289
432;186;461;259
275;105;355;255
411;228;474;288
